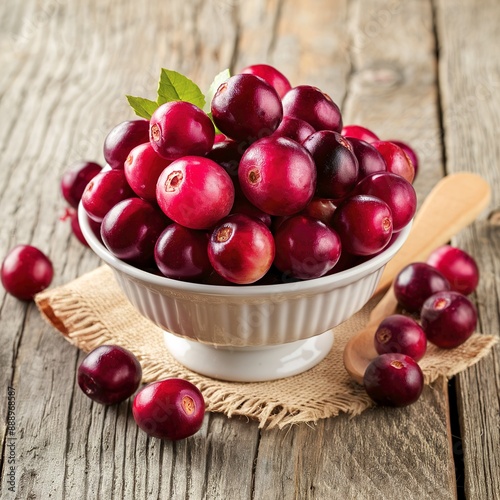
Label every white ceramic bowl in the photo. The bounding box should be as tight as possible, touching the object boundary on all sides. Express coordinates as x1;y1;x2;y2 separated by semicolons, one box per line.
79;204;411;381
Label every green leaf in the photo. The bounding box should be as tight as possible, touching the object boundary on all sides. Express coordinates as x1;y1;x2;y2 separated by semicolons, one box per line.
157;69;206;109
204;68;231;113
126;95;158;119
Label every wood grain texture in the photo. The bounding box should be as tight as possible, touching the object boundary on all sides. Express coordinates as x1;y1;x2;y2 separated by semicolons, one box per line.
436;0;500;498
0;0;498;498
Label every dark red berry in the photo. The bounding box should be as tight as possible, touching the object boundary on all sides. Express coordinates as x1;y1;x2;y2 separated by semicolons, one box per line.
372;141;415;183
61;161;102;208
389;140;419;178
347;138;387;181
272;116;315;143
341;124;379;143
103;120;150;169
240;63;292;98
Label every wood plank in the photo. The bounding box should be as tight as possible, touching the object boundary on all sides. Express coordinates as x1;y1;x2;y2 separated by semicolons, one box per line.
435;0;500;498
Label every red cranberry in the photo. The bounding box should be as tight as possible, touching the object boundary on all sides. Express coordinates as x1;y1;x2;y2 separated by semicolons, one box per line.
238;136;316;216
426;245;479;295
272;116;315;143
101;198;168;266
355;172;416;232
78;345;142;405
208;214;275;284
389;140;419;178
331;195;393;256
394;263;451;313
61;161;102;208
211;74;283;144
363;353;424;407
154;224;212;282
303;131;359;199
124;142;171;202
103;120;150;169
300;198;337;226
274;215;341;279
81;169;135;223
341;124;379;143
230;196;272;227
282;85;342;132
156;156;234;230
206;139;244;182
421;291;477;348
374;314;427;361
133;378;205;441
240;63;292;98
150;101;215;160
347;138;387;181
70;210;89;247
1;245;54;300
371;141;415;183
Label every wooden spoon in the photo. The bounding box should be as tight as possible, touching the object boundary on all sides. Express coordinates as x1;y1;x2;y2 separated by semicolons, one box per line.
343;172;491;384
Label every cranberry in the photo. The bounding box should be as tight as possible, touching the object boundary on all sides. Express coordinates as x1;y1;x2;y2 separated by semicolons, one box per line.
347;138;387;181
240;63;292;98
238;136;316;216
331;195;393;256
363;353;424;407
421;291;477;348
133;378;205;441
389;140;419;178
81;169;135;223
206;139;244;182
60;161;102;208
371;141;415;183
274;215;341;279
211;74;283;144
208;214;275;284
124;142;171;202
355;172;416;232
341;124;379;143
230;196;272;227
70;210;89;247
374;314;427;361
103;120;150;169
303;131;359;199
156;156;234;230
394;263;451;313
154;224;212;282
272;116;315;143
282;85;342;132
150;101;215;160
426;245;479;295
1;245;54;300
78;345;142;405
101;198;168;266
300;198;337;226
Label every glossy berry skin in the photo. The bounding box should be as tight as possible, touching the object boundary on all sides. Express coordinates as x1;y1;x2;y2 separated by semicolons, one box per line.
426;245;479;295
133;378;205;441
208;214;275;284
103;120;150;169
238;136;316;216
303;131;359;199
124;142;171;202
230;196;272;227
363;353;424;407
273;215;341;279
421;291;477;348
70;210;89;247
61;161;102;208
211;74;283;144
341;124;379;144
272;116;315;144
240;63;292;98
374;314;427;361
331;195;393;256
154;224;212;282
355;172;416;232
347;138;387;181
156;156;234;230
394;263;451;313
389;140;419;179
101;198;168;266
78;345;142;405
206;139;244;183
81;169;135;222
371;141;415;184
282;85;342;132
150;101;215;160
300;198;337;226
1;245;54;300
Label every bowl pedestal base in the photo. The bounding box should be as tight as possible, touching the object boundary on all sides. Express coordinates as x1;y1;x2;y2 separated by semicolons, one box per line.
163;330;334;382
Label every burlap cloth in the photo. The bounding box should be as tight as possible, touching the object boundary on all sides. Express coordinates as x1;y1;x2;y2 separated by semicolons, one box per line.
35;265;497;429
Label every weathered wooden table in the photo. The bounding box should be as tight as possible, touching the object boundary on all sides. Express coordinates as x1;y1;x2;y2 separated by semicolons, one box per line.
1;0;499;498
